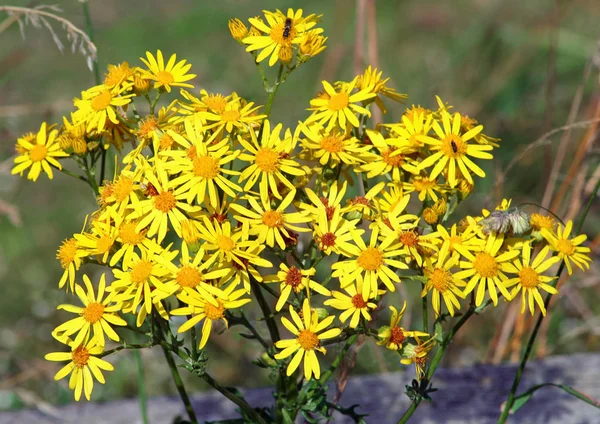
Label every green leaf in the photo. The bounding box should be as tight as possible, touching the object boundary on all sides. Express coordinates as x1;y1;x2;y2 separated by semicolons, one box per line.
281;408;295;424
511;383;600;414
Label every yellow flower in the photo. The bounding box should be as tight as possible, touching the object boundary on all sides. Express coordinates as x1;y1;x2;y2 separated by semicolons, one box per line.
264;264;330;311
171;283;251;349
217;243;273;293
74;217;118;264
109;218;159;268
164;122;241;207
418;111;494;187
140;50;196;93
382;218;440;267
422;248;467;317
12;122;68;181
52;274;126;348
408;175;445;202
299;123;371;165
57;237;84;292
200;100;265;135
401;335;436;381
385;109;433;152
356;130;417;181
356;66;407;114
129;160;201;243
103;62;134;88
377;302;428;350
541;221;592;275
45;338;114;401
324;280;379;328
74;84;134;133
228;18;248;41
196;217;258;269
332;226;408;297
436;221;485;260
307;78;376;131
238;121;304;199
274;300;341;379
230;191;311;250
298;30;327;61
530;213;556;232
312;208;362;256
243;9;322;67
455;232;519;306
504;243;560;316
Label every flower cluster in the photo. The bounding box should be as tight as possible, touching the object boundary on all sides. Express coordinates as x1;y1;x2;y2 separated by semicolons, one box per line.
12;7;592;403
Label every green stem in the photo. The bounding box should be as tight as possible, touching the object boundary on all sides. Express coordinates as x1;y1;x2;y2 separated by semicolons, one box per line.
239;311;271;351
498;177;600;423
57;167;89;184
81;1;101;85
189;315;199;361
99;341;156;358
397;299;492;424
201;373;268;424
251;280;280;343
160;342;199;424
421;283;428;333
150;92;161;115
263;64;284;118
318;334;358;385
133;350;149;424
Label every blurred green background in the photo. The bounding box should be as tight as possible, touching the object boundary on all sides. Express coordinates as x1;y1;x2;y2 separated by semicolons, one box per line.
1;0;599;411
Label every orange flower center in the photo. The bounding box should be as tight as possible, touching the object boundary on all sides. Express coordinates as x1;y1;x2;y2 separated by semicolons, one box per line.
357;247;383;271
270;21;296;45
285;266;303;288
131;260;153;284
390;327;406;346
413;177;435;192
351;293;368;309
556;239;575;255
320;135;344;153
262;210;284;228
96;235;113;254
221;109;241;122
448;235;462;251
204;94;228;113
30;144;48;162
204;301;225;320
137;116;158;139
473;252;498;278
82;302;105;323
530;213;555;231
328;92;349;111
429;268;451;292
399;231;419;247
112;176;134;202
519;266;539;288
216;235;235;251
442;134;466;157
319;232;337;248
255;147;280;173
119;222;146;245
91;91;112;111
159;133;175;150
153;190;177;212
177;266;202;288
57;238;78;268
297;329;319;350
156;71;174;85
72;345;90;367
193;155;220;179
382;148;404;167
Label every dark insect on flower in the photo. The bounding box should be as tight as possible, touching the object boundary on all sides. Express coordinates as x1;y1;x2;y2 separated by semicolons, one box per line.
283;18;293;38
450;140;458;153
141;182;159;197
479;207;531;235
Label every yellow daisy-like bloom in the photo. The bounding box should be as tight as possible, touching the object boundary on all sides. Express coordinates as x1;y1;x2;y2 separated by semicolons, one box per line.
52;274;126;348
109;219;159;268
12;122;68;181
298;30;327;61
377;302;428;351
313;208;362;256
196;217;257;269
218;243;273;293
243;9;322;67
153;242;231;302
140;50;196;93
385;109;434;152
504;243;561;316
407;175;445;202
300;180;348;220
104;61;134;88
171;283;251;349
230;191;311;250
374;183;414;216
422;248;467;317
74;84;134;133
164;123;241;206
45;338;114;401
332;226;408;297
401;335;436;381
264;264;330;311
344;182;387;221
74;218;117;265
307;78;376;131
228;18;248;41
274;300;341;379
436;220;485;260
530;213;556;233
238;121;305;199
356;66;408;114
418;111;494;187
129;161;201;243
299;123;372;166
455;232;519;306
57;237;84;292
111;247;176;326
324;280;379;328
382;217;440;267
357;130;417;180
200;100;265;135
541;221;592;275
